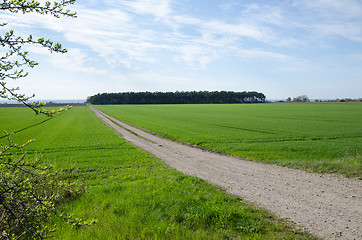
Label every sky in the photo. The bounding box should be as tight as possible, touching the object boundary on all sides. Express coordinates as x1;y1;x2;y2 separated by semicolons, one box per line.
1;0;362;101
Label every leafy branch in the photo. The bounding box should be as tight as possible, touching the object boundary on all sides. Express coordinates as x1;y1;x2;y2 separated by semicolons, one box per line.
0;0;76;116
0;1;83;239
0;0;76;18
0;131;83;239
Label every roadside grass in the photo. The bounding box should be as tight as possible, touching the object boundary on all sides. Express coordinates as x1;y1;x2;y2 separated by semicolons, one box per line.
0;106;316;239
94;103;362;178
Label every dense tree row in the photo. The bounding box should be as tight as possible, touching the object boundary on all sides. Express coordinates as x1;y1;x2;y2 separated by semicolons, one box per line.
285;95;310;103
87;91;266;104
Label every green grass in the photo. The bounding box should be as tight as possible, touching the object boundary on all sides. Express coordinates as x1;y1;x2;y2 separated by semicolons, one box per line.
0;106;316;239
0;107;49;135
94;103;362;178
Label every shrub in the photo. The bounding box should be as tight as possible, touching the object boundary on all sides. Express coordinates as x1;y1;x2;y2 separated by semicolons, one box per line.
0;132;79;239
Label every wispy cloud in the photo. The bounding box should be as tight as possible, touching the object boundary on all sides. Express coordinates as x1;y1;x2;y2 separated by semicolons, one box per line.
27;45;106;74
174;44;217;69
295;0;362;19
172;15;269;42
0;0;324;70
48;48;107;74
118;0;172;20
293;0;362;41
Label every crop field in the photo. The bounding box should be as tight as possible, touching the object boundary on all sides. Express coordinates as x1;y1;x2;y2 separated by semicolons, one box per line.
0;106;315;239
95;103;362;177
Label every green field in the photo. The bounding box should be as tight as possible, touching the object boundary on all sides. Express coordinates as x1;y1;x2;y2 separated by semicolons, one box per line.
0;106;315;239
94;103;362;177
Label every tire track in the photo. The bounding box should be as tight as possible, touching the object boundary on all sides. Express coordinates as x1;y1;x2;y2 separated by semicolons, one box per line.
90;106;362;240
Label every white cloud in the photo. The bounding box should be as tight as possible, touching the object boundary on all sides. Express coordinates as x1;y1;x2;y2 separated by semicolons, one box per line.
234;48;290;61
0;1;301;71
172;15;269;41
315;23;362;41
66;2;289;70
27;45;106;74
174;44;217;69
49;48;107;74
292;0;362;41
295;0;362;19
117;0;172;20
240;3;286;26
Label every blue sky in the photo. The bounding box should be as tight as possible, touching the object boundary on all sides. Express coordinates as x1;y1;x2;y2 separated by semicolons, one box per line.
1;0;362;100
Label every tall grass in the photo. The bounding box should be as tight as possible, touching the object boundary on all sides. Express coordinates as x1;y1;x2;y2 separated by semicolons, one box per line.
0;106;316;239
95;103;362;177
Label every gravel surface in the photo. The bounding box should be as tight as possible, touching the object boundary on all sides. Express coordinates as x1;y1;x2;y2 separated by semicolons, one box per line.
91;106;362;240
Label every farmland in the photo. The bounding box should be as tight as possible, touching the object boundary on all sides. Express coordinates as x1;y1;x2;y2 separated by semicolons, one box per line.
94;103;362;178
0;106;314;239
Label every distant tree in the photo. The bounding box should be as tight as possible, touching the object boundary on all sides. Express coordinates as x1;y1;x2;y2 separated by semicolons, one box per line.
292;95;310;102
302;95;310;102
285;97;291;103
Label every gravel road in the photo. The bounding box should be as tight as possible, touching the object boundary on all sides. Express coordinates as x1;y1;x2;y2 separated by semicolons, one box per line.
91;106;362;240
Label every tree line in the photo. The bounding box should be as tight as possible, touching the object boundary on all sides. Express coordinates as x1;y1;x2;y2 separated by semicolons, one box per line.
87;91;266;104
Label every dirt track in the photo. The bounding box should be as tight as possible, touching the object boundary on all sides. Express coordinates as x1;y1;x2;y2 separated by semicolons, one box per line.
90;106;362;240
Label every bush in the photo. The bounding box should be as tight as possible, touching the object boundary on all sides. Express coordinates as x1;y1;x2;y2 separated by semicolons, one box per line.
0;132;79;239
